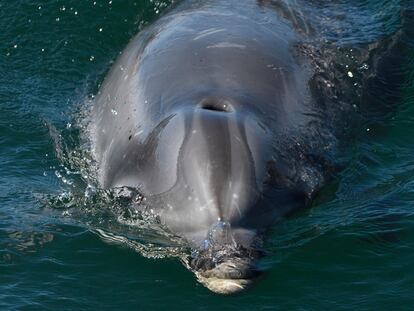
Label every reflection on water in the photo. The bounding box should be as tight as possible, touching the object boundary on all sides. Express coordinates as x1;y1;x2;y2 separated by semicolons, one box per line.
7;231;54;253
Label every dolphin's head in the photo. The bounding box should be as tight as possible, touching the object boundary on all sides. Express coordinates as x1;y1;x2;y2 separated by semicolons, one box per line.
137;96;307;293
91;1;324;294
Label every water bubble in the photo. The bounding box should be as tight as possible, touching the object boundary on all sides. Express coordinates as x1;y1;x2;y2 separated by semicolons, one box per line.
207;221;233;245
62;210;71;217
85;185;97;198
114;187;136;199
203;239;210;250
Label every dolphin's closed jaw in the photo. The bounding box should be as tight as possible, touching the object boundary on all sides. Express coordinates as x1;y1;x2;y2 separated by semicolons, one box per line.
192;254;260;294
196;273;254;295
188;221;262;294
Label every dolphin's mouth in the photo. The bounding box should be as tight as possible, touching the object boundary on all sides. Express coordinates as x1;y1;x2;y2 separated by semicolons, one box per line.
193;257;259;294
187;221;262;294
189;247;261;294
195;271;255;295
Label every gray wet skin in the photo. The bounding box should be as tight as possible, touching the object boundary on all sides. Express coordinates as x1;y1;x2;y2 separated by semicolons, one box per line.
91;0;331;293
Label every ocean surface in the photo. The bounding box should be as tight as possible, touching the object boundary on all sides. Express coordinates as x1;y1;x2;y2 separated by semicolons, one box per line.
1;0;413;310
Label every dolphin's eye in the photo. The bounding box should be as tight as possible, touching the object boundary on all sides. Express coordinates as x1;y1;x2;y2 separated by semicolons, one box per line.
265;160;291;187
199;97;234;113
265;160;279;184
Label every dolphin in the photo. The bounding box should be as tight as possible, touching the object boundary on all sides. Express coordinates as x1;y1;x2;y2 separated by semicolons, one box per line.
89;0;389;293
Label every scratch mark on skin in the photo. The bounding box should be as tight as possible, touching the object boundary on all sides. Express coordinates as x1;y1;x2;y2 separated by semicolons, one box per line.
207;42;247;49
193;28;226;40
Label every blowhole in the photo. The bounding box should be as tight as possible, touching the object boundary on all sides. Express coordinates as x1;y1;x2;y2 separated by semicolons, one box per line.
199;97;234;113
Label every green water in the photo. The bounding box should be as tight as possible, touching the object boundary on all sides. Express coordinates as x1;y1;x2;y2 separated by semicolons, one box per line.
1;1;413;310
